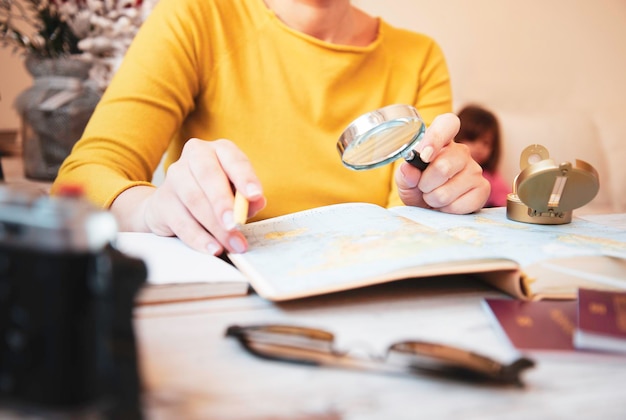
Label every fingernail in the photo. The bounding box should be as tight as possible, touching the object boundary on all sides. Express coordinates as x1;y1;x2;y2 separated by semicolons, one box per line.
246;183;262;197
419;146;434;163
207;242;221;255
229;236;247;253
223;210;236;231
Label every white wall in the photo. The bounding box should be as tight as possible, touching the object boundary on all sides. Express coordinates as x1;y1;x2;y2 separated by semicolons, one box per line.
354;0;626;115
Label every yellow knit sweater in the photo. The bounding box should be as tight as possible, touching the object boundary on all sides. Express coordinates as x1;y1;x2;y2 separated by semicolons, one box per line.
53;0;452;221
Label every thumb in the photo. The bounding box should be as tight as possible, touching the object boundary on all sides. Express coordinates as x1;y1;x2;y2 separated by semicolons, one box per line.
395;161;427;207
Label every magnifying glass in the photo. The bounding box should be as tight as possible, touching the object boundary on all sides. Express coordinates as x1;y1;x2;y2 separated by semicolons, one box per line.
337;104;428;171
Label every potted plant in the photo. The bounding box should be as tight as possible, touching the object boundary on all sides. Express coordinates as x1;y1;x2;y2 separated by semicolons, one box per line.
1;0;154;180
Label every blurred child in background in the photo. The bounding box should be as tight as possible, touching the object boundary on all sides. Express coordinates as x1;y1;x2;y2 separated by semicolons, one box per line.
456;105;510;207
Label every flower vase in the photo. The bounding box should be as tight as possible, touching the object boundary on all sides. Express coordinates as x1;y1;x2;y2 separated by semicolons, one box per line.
14;55;101;181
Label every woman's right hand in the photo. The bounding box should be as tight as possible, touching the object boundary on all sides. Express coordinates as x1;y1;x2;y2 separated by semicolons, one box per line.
111;138;266;255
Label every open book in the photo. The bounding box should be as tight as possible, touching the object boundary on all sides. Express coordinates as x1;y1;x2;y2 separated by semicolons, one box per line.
227;203;626;302
115;232;249;304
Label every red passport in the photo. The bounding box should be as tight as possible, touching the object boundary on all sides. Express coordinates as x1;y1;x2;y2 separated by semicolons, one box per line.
484;298;577;351
574;288;626;354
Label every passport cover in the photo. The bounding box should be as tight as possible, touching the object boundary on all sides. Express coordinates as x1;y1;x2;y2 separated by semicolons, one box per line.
574;288;626;354
483;298;577;351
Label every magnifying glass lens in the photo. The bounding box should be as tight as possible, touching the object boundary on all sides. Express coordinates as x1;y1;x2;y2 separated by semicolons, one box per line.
337;105;426;171
342;119;423;168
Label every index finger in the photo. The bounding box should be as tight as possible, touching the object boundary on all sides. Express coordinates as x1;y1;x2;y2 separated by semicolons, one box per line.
415;113;461;163
185;139;262;229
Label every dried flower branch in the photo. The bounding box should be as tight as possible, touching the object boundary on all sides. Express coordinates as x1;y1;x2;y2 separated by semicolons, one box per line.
0;0;80;58
1;0;157;90
63;0;156;89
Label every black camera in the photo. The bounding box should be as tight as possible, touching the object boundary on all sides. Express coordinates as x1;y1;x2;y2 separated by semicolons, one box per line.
0;186;147;418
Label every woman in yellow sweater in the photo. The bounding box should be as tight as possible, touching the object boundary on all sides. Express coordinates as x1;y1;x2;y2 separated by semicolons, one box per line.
53;0;489;255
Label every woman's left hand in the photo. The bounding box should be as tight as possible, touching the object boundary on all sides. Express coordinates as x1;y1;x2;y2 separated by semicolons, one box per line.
395;113;490;213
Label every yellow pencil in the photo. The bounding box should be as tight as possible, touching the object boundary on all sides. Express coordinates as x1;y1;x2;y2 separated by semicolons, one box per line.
233;190;249;226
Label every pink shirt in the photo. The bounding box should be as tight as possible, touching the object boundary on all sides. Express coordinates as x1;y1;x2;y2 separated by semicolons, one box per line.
483;170;510;207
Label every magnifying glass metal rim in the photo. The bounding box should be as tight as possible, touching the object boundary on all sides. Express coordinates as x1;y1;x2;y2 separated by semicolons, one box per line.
337;104;428;171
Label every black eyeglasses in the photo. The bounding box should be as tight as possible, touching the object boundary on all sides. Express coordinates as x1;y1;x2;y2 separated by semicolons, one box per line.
226;324;535;386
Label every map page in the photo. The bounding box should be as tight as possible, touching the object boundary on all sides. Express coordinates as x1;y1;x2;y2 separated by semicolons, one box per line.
229;203;517;300
230;204;626;301
392;206;626;268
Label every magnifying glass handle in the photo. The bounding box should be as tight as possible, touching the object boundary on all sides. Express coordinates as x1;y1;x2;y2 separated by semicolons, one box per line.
405;150;429;171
